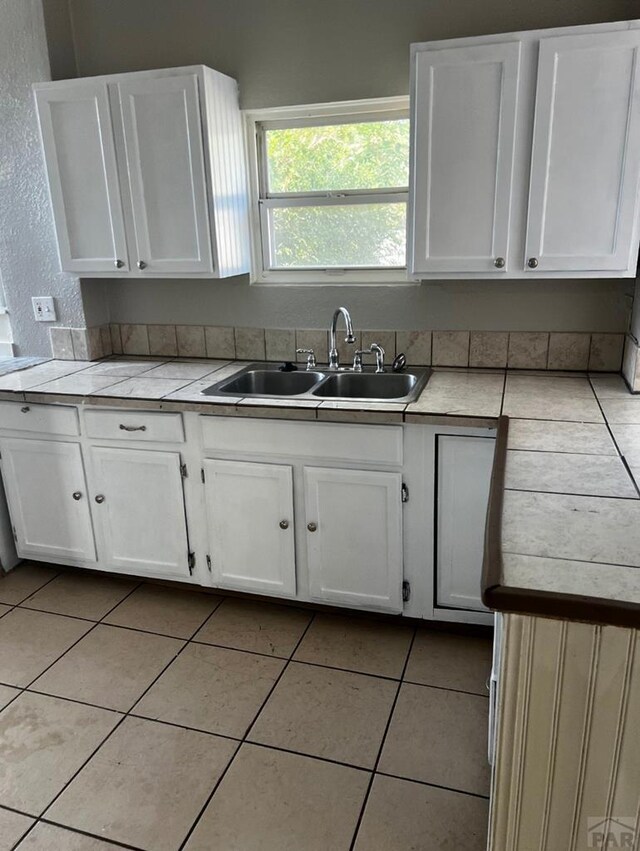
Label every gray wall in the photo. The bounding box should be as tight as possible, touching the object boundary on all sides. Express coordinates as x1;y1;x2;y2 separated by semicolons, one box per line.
45;0;640;333
0;0;88;356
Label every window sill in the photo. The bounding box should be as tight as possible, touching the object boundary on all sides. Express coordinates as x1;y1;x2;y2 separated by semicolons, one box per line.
250;269;419;287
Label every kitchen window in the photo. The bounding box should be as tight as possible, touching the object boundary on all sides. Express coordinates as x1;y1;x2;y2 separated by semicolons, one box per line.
245;98;411;284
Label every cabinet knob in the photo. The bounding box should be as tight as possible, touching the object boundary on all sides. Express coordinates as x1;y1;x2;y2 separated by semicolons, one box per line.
137;260;147;270
527;257;539;269
20;406;30;414
494;257;505;268
307;522;317;532
114;259;124;269
94;494;105;504
72;491;82;501
279;520;289;530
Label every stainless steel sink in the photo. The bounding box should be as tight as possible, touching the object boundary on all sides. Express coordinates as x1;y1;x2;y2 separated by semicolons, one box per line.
312;371;422;400
201;363;431;403
202;368;326;397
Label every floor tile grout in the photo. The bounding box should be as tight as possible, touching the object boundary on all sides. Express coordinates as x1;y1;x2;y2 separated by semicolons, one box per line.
374;770;491;800
177;610;319;851
348;626;418;851
1;565;494;849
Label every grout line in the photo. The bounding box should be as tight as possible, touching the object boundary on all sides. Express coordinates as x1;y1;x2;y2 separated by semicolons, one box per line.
243;739;374;775
348;626;418;851
501;547;640;572
0;566;64;613
504;485;640;501
588;374;640;500
400;678;490;698
14;818;145;851
36;617;195;831
177;611;318;851
22;582;144;692
2;568;494;848
375;770;491;800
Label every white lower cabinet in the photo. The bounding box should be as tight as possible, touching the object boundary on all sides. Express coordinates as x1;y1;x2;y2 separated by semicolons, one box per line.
0;407;495;622
304;467;404;613
203;459;296;597
435;434;495;612
88;446;191;580
0;438;96;564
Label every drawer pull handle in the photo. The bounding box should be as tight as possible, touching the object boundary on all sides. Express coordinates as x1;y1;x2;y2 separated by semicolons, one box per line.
20;406;30;413
119;424;147;432
72;491;82;501
95;495;105;504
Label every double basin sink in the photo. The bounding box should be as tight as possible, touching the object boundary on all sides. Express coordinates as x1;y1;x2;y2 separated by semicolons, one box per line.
201;363;431;404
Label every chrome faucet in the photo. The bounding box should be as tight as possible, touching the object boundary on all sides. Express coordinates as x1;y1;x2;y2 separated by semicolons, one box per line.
328;307;355;370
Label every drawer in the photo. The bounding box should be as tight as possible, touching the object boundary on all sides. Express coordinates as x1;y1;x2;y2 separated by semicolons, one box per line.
0;401;79;435
201;416;403;466
84;409;184;443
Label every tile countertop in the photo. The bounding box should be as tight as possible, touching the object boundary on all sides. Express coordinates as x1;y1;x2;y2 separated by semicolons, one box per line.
1;358;639;627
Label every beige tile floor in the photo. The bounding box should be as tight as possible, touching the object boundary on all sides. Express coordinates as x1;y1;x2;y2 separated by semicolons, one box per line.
0;563;492;851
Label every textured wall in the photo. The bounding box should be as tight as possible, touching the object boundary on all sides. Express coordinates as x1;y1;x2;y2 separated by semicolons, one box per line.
44;0;639;333
0;0;86;356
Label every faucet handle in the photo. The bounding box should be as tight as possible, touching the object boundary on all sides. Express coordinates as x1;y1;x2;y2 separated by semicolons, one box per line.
352;350;366;372
296;348;316;370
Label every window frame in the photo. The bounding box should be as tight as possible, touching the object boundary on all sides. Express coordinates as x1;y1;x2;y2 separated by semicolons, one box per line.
244;97;414;286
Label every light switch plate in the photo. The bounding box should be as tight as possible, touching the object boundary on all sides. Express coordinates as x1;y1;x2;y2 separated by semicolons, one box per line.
32;297;57;322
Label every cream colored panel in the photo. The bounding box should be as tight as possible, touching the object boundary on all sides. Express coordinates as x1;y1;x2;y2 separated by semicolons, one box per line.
489;615;640;851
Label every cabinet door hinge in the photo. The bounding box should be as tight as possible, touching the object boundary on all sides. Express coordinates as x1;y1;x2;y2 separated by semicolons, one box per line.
206;554;212;572
11;525;17;541
402;580;411;602
201;468;206;484
187;552;195;574
401;483;409;503
180;462;188;479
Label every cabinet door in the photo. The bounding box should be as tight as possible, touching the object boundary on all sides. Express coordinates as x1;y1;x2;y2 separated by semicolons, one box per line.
525;30;640;273
89;446;190;579
410;41;520;274
0;438;96;563
304;467;403;613
114;73;213;274
436;435;495;612
203;460;296;597
34;82;129;273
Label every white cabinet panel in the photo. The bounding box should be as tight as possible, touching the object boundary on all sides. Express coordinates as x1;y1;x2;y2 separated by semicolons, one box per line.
35;81;128;273
114;73;213;274
436;435;495;612
0;438;96;563
89;446;190;579
201;417;403;465
203;459;296;596
411;41;520;274
525;30;640;273
84;409;184;443
0;402;79;436
304;467;403;613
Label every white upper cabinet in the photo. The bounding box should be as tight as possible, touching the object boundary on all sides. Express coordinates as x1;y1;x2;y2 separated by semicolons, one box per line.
113;74;213;274
34;81;129;273
35;66;250;278
410;41;520;274
525;30;640;273
410;20;640;278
